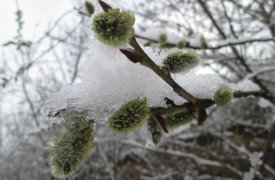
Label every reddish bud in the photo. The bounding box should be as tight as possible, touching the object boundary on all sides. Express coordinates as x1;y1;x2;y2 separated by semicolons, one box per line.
120;48;142;63
98;0;112;12
154;115;169;133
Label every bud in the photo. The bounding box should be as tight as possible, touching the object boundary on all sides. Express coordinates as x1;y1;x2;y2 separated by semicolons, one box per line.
108;98;149;133
163;50;200;73
158;33;167;47
177;40;186;49
200;35;208;49
214;85;233;106
165;111;195;129
147;119;162;144
84;1;95;16
92;9;135;47
49;115;94;178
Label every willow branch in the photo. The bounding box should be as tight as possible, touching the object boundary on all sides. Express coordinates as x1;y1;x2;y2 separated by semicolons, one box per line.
149;90;273;118
129;36;198;104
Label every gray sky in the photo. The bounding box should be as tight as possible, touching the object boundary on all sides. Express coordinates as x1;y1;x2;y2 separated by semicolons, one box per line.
0;0;136;45
0;0;72;44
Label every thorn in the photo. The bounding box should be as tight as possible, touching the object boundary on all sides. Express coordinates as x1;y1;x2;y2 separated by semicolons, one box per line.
197;108;207;125
98;0;112;12
154;115;169;133
120;48;142;63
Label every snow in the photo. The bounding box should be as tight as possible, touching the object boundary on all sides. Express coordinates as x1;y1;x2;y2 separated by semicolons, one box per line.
243;152;263;180
245;67;275;80
232;79;260;92
44;36;261;124
44;39;178;122
258;98;273;108
44;2;261;125
249;152;263;167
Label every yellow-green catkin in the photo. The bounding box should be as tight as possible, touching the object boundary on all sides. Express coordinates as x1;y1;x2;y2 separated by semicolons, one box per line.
165;111;195;129
214;85;233;106
92;9;135;47
108;98;149;133
148;119;162;145
158;33;167;47
49;116;94;178
163;50;200;73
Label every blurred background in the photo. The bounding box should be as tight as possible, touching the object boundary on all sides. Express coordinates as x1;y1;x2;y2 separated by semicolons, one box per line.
0;0;275;179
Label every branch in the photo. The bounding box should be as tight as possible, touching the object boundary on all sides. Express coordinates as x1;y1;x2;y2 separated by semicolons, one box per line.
127;36;198;104
234;90;275;103
148;90;273;120
135;34;275;50
197;0;275;104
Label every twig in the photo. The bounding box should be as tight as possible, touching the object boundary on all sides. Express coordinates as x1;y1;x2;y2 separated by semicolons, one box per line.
135;34;275;50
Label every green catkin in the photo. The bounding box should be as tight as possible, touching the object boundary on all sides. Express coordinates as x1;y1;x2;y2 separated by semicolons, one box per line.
165;111;195;129
84;1;95;16
163;50;200;73
108;98;149;133
214;85;233;106
200;35;208;49
148;119;162;145
158;34;167;47
177;40;186;49
50;116;94;178
92;9;135;47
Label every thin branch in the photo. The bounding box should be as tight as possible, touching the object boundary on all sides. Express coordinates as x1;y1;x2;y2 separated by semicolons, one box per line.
233;90;274;101
135;34;275;50
197;0;275;104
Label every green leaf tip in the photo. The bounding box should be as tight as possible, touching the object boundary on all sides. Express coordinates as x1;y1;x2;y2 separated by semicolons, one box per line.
148;119;162;145
163;50;200;73
164;111;195;129
108;97;149;133
84;1;95;16
214;85;233;106
92;8;135;47
49;116;95;178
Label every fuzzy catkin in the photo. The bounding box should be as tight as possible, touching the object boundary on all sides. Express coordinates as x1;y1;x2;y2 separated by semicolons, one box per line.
163;50;200;73
92;9;135;47
49;116;94;178
214;85;233;106
108;98;149;133
148;119;162;144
